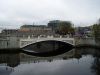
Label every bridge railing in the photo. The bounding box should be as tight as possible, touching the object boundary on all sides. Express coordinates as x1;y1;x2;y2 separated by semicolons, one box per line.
25;35;73;39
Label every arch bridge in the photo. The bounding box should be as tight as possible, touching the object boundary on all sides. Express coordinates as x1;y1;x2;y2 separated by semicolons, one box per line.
20;35;75;48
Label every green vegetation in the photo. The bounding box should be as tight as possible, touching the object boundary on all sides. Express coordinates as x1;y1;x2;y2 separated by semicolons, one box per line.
56;21;75;35
92;24;100;38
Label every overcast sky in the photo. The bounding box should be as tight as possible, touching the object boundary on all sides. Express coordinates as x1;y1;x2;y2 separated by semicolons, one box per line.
0;0;100;29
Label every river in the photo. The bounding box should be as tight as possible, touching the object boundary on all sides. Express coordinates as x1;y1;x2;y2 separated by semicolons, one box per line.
0;38;100;75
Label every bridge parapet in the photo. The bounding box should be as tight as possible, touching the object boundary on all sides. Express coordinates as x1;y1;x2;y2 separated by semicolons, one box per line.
26;35;71;39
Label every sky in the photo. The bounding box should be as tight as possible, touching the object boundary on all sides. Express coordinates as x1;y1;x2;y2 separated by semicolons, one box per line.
0;0;100;29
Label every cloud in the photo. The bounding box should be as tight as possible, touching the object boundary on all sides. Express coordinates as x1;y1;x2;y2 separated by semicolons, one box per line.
0;0;100;28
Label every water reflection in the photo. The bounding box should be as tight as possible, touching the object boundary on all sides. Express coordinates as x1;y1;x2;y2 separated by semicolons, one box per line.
95;38;100;46
22;40;73;57
0;48;100;75
91;48;100;75
0;54;20;68
0;54;20;75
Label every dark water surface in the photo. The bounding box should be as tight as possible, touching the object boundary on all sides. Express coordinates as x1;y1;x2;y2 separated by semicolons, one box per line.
0;48;100;75
22;40;73;57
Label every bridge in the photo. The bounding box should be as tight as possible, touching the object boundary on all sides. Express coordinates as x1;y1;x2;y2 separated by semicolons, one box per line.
19;35;75;48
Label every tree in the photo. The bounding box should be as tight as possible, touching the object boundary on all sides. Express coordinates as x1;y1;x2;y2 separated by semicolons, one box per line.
92;24;100;38
56;21;75;35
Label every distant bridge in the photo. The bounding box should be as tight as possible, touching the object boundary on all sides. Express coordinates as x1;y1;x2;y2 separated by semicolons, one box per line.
20;35;75;48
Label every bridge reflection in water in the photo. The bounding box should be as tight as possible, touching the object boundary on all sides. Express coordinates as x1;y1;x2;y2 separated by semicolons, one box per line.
0;48;100;75
22;40;73;57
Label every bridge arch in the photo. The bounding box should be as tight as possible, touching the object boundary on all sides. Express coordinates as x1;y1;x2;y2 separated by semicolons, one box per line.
20;39;74;48
21;40;74;57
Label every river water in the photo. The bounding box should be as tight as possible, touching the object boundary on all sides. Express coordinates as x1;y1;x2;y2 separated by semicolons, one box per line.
0;38;100;75
0;48;100;75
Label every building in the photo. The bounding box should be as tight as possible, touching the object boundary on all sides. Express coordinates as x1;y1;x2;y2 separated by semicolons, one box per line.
1;29;18;35
20;25;53;35
75;26;93;38
48;20;74;35
48;20;61;32
0;24;53;39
